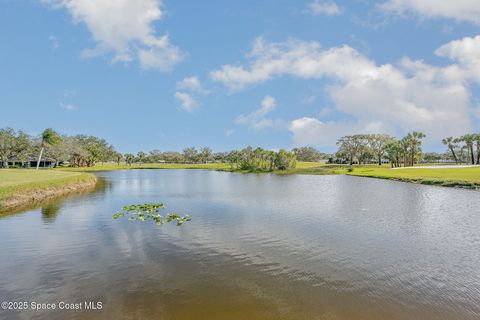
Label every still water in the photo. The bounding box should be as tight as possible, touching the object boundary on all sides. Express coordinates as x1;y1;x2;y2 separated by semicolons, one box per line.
1;169;480;319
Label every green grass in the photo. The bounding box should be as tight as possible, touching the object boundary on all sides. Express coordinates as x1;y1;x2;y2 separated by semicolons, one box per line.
222;161;345;175
0;169;96;207
56;162;229;172
279;162;346;175
232;161;480;188
343;165;480;188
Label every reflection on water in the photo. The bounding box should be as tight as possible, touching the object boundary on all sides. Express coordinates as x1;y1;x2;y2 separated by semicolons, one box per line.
0;170;479;320
41;203;61;224
0;177;109;219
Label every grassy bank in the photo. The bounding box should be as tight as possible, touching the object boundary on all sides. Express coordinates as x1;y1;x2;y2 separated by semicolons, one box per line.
343;166;480;188
277;162;345;175
0;169;97;213
57;162;229;172
223;162;345;175
220;161;345;175
226;162;480;188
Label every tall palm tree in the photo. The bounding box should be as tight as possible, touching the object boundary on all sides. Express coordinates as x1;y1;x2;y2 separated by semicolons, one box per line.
408;131;426;166
461;134;476;165
400;136;411;167
442;137;459;164
36;128;61;170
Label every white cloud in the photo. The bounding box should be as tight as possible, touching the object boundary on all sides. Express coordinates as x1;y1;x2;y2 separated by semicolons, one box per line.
175;76;208;112
174;92;198;112
236;95;285;130
225;129;235;136
210;37;376;90
42;0;184;71
380;0;480;25
177;76;208;94
308;1;342;16
289;118;361;146
327;59;470;141
435;35;480;82
212;37;475;147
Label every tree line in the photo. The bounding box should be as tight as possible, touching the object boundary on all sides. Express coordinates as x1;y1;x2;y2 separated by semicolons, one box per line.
442;135;480;165
126;147;298;171
0;127;305;171
0;128;118;168
335;132;480;167
4;126;477;170
335;132;429;167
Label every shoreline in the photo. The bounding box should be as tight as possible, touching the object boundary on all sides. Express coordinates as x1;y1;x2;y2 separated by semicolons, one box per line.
221;164;480;190
0;173;98;214
62;162;480;190
2;161;478;215
345;173;480;190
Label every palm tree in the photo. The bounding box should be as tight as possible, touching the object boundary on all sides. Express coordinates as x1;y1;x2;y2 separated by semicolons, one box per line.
36;128;61;170
408;131;426;166
137;151;146;165
461;134;476;165
124;153;135;166
442;137;459;164
400;136;411;167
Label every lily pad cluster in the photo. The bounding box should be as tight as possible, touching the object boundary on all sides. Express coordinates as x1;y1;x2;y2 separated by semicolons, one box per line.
112;203;191;226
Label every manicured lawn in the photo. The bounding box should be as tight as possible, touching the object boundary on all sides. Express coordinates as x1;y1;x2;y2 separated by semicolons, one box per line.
274;162;345;175
56;162;229;172
275;162;480;187
0;169;96;204
344;165;480;187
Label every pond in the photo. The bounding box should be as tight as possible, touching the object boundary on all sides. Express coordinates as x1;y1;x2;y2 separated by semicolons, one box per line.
1;169;479;319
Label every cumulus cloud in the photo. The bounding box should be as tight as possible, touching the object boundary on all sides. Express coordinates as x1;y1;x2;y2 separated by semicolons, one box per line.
380;0;480;25
236;95;285;130
174;92;198;112
289;118;361;146
174;76;208;111
210;37;376;90
177;76;209;94
435;35;480;82
211;37;475;147
308;1;342;16
42;0;184;71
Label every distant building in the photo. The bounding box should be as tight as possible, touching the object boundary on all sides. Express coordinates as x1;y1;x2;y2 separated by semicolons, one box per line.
0;156;56;168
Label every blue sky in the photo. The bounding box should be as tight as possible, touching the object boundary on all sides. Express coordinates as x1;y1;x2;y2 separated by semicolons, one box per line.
1;0;480;153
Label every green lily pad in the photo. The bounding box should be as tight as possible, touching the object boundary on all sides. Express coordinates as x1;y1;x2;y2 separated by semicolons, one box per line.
113;203;191;227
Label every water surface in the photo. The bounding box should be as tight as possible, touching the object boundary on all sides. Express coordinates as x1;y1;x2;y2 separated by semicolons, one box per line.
1;169;479;319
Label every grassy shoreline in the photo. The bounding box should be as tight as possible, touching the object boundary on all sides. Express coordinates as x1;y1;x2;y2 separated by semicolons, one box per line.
0;169;98;213
222;162;480;189
60;162;480;189
343;166;480;189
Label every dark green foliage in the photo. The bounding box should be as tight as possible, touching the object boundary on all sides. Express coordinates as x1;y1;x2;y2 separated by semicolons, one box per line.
0;128;32;168
226;146;297;171
292;147;326;162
